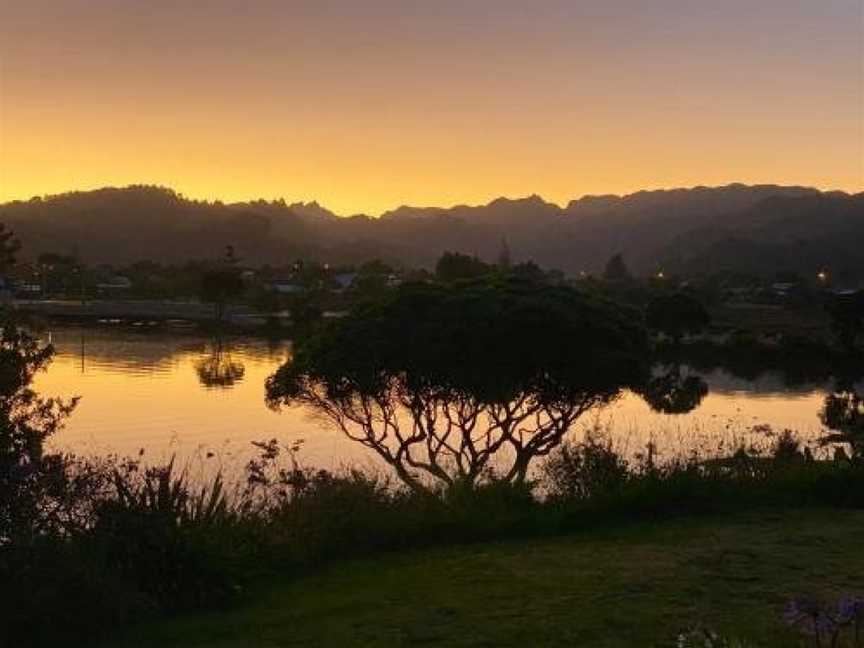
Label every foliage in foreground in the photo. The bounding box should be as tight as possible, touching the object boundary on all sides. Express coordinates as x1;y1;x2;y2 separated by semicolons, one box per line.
6;427;864;647
3;291;864;646
783;595;864;647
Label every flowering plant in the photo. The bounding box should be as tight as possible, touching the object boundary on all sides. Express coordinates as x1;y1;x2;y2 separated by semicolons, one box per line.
784;595;864;647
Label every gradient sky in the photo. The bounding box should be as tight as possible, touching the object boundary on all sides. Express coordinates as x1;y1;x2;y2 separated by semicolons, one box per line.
1;0;862;215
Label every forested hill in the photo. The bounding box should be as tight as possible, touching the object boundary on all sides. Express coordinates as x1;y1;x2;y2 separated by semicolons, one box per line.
1;184;862;278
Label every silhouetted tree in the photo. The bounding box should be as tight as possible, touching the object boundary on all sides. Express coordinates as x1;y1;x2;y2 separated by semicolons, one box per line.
200;270;244;321
646;293;711;342
510;261;547;284
826;291;864;351
358;259;393;276
266;279;649;493
0;224;20;274
0;316;78;544
350;260;393;302
603;253;631;282
286;289;326;334
199;248;244;322
435;252;491;282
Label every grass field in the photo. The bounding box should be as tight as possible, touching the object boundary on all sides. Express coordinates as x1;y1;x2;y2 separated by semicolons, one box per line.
115;508;864;647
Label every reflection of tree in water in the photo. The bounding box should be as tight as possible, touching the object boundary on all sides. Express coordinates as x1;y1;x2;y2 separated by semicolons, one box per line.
820;364;864;457
195;339;246;389
639;364;708;415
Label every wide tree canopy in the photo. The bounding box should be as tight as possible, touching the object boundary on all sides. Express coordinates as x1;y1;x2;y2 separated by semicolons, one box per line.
266;278;650;492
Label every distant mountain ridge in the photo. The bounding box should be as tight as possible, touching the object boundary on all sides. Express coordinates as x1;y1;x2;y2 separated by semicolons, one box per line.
1;184;862;279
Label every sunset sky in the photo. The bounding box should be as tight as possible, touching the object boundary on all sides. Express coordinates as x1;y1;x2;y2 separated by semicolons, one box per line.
1;0;862;215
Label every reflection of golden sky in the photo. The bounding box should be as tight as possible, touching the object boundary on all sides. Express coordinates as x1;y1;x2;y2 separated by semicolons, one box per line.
37;331;833;473
1;1;862;215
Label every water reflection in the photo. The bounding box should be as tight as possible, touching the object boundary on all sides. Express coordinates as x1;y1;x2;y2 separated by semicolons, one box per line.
49;328;284;377
819;363;864;456
30;326;853;473
195;339;245;389
640;364;709;415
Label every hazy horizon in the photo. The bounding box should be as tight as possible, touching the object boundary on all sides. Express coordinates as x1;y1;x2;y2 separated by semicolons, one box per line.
1;0;862;214
1;180;859;219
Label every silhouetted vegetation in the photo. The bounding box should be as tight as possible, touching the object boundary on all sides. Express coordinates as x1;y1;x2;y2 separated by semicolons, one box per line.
435;251;492;282
199;247;245;322
3;323;864;647
646;293;711;342
826;290;864;352
265;277;649;492
2;185;862;281
603;253;632;282
5;212;864;646
0;316;78;546
0;223;20;273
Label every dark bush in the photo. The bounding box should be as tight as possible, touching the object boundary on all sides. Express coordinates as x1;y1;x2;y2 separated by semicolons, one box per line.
91;458;253;611
0;540;140;647
542;437;630;502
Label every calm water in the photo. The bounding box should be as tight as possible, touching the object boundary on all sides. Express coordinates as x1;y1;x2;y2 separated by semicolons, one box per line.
37;327;838;473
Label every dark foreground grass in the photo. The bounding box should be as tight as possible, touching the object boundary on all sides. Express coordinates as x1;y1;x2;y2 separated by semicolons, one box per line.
115;508;864;647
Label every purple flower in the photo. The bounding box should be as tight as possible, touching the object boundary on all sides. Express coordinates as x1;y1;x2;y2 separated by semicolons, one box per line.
784;598;836;637
837;595;864;624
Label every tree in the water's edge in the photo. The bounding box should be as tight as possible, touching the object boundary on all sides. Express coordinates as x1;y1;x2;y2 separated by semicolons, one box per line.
266;277;650;494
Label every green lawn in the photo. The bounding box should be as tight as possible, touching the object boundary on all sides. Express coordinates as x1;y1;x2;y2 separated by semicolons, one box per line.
116;509;864;647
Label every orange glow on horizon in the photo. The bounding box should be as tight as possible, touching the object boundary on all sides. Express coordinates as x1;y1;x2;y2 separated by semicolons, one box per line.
1;1;862;216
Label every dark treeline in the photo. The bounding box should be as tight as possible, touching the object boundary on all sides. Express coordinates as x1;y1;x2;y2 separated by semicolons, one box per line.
2;184;863;280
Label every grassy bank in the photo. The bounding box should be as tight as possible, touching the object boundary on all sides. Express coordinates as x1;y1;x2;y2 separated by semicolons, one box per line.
9;439;864;648
116;508;864;647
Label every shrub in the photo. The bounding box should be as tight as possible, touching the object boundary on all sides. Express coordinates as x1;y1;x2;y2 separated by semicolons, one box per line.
91;456;252;611
265;468;407;563
542;435;630;502
0;317;78;545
